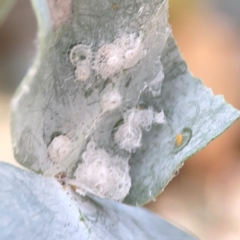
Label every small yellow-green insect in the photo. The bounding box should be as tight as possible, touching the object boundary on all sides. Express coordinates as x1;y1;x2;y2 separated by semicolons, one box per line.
173;128;192;154
175;133;183;146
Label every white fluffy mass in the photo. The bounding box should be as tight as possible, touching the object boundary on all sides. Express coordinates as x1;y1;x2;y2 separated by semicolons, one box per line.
123;108;154;131
148;69;165;97
69;44;92;81
47;135;72;163
94;34;144;79
69;44;92;66
101;89;122;112
75;62;91;81
115;108;165;152
71;141;131;202
69;36;144;81
114;123;142;152
153;111;165;124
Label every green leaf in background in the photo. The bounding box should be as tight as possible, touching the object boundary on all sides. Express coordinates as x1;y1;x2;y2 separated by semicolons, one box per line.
10;0;240;206
0;162;196;240
0;0;15;25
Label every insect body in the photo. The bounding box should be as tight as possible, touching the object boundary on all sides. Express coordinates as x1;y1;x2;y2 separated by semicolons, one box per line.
174;128;192;153
175;133;183;146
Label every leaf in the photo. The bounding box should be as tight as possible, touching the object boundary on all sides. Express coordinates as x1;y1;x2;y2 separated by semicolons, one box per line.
10;0;240;206
0;0;15;25
124;37;240;204
0;162;196;240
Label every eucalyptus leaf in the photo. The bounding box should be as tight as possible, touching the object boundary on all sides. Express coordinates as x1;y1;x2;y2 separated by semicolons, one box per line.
124;37;240;204
0;162;196;240
11;0;240;206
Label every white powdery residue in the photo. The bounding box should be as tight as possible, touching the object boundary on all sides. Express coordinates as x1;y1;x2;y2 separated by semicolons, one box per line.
124;108;154;131
75;62;91;81
69;44;92;65
69;44;92;81
47;135;72;163
94;42;124;80
114;122;142;152
115;108;165;152
153;111;165;124
70;142;131;202
138;108;155;131
148;68;165;97
94;34;144;80
101;89;122;112
85;89;122;139
122;34;144;69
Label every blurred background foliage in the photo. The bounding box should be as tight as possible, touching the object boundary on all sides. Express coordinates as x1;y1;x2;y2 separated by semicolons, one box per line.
0;0;15;25
1;0;240;239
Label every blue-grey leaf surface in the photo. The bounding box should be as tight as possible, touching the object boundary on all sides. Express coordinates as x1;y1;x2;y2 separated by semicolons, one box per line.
0;162;196;240
10;0;240;206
